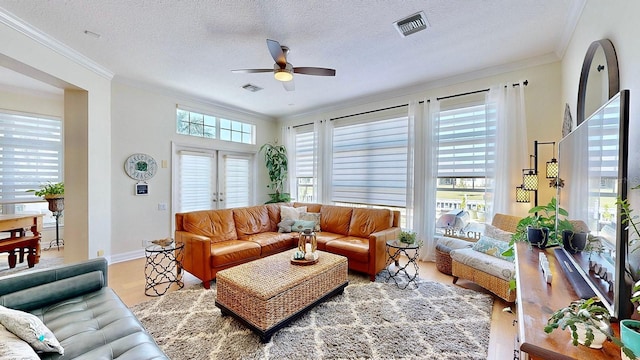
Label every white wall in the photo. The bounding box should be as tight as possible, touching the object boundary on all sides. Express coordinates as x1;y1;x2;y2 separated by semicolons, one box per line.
1;19;112;264
561;0;640;211
281;61;564;217
110;81;278;260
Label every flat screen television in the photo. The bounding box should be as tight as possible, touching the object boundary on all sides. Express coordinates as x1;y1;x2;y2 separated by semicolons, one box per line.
557;89;633;320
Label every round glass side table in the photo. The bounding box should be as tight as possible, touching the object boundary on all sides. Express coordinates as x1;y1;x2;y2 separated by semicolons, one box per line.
383;239;421;289
144;242;184;296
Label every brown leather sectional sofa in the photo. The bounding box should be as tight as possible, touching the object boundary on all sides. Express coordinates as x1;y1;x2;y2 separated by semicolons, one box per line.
175;202;401;288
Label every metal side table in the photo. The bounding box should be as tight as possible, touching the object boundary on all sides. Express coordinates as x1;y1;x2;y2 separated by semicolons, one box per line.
382;239;421;289
144;242;184;296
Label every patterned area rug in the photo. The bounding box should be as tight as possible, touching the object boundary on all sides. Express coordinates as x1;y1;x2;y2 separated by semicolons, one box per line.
131;274;493;359
0;250;64;278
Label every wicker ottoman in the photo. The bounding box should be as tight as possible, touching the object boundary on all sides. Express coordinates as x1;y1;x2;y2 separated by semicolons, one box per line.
215;249;348;342
435;243;453;275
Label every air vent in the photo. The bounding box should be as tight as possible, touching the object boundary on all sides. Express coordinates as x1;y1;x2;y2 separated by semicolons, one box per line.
241;84;263;92
393;11;429;37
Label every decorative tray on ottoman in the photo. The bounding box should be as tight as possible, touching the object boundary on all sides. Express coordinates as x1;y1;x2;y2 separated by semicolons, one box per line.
290;258;319;266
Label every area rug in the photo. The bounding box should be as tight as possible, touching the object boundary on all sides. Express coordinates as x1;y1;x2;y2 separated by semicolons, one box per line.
131;274;493;359
0;250;64;277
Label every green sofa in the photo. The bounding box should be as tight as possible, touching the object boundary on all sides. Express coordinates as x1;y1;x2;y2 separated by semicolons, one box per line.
0;258;167;359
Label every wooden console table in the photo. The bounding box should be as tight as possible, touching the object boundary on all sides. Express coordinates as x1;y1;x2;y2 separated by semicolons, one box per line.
515;242;621;359
0;214;43;268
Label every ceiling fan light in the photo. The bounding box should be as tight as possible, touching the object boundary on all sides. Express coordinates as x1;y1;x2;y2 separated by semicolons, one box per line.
274;69;293;82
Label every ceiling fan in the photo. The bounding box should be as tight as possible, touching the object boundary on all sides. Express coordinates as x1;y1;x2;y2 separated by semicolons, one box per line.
231;39;336;91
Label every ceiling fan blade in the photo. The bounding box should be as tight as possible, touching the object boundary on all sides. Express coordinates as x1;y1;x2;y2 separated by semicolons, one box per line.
231;69;273;73
282;80;295;92
266;39;287;68
293;67;336;76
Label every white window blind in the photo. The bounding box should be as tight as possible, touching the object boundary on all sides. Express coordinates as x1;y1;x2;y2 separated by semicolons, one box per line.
178;152;214;212
437;104;495;177
223;155;251;208
331;116;408;207
0;111;62;204
295;130;314;178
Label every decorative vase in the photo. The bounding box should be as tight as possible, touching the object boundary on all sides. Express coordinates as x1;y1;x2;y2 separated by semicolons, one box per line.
46;197;64;212
621;320;640;359
527;227;549;248
562;230;587;254
298;229;317;254
574;322;607;348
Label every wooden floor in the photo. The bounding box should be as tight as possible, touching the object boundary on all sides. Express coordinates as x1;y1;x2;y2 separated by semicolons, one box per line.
50;249;517;359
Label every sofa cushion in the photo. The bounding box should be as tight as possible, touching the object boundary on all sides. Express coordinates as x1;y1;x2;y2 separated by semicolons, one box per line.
315;232;346;251
233;206;271;239
348;208;393;238
0;324;39;360
437;236;475;251
483;224;513;242
293;202;322;213
244;232;296;256
320;205;353;235
325;237;369;263
210;240;261;268
30;288;165;360
0;305;63;354
265;203;283;231
450;247;515;281
472;236;514;262
183;210;237;242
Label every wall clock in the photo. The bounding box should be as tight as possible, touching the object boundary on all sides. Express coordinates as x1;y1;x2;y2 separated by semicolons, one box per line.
124;153;157;181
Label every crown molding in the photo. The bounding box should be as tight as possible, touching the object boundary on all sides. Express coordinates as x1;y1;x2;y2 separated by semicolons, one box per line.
0;7;114;80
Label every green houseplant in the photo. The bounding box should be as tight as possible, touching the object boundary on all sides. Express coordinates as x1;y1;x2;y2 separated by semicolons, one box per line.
617;185;640;360
399;230;417;245
259;143;291;204
27;181;65;213
544;297;618;349
27;181;64;199
511;197;573;248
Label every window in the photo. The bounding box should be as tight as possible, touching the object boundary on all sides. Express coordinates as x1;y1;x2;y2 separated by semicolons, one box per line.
0;110;63;226
176;108;255;145
435;102;494;227
177;109;216;138
220;119;254;144
331;116;408;207
294;127;315;202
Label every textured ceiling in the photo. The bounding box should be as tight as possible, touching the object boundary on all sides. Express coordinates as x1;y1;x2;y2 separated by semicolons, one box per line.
0;0;584;118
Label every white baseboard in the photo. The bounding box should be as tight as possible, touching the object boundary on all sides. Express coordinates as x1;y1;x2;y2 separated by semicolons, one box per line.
109;249;145;264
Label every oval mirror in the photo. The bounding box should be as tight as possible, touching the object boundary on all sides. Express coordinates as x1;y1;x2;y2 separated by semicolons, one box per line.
576;39;619;126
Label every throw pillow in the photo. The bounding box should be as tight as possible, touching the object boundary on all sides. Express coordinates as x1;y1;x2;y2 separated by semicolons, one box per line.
472;236;514;262
277;219;296;233
484;224;514;242
280;206;307;221
0;324;39;360
292;220;316;233
299;212;321;232
0;306;64;355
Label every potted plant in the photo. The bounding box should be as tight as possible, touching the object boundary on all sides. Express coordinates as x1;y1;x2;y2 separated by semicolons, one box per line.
258;143;291;204
399;230;417;245
27;182;64;212
617;187;640;360
562;230;588;254
511;197;573;248
544;297;616;349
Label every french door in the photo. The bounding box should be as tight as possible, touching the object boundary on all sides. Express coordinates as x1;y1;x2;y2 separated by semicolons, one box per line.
172;144;254;214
